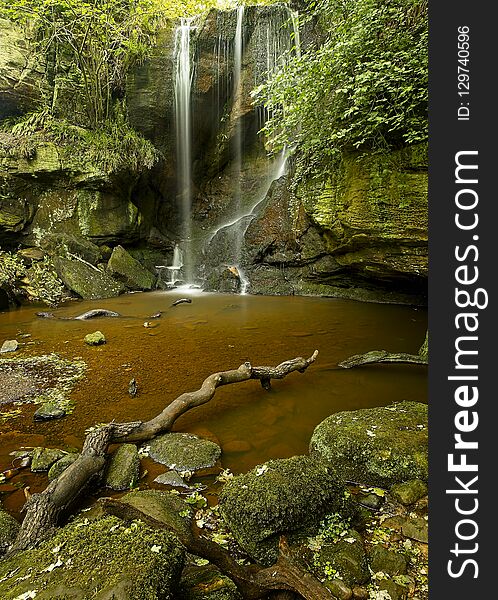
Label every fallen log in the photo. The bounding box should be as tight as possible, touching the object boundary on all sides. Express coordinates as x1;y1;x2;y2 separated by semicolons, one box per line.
8;351;319;557
339;331;428;368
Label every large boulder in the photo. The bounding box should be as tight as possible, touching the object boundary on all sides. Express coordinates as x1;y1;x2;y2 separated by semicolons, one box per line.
219;455;349;565
0;515;185;599
310;401;428;487
107;245;156;290
54;256;125;299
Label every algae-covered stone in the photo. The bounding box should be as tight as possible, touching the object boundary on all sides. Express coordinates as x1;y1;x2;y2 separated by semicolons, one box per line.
107;245;156;290
31;447;67;472
314;529;369;586
105;444;140;491
219;455;348;565
120;489;194;540
1;340;18;353
390;479;428;505
369;546;408;576
0;510;20;554
310;401;428;487
33;399;66;421
48;452;80;481
179;564;242;600
0;515;185;599
154;470;192;489
54;256;124;299
148;433;222;471
84;330;106;346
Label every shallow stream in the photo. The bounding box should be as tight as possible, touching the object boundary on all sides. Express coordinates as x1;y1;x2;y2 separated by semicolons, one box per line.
0;290;427;518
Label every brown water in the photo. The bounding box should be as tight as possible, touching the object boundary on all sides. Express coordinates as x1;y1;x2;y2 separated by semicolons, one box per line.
0;290;427;518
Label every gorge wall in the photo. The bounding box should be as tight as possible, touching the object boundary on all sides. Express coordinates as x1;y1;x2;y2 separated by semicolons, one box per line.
0;4;427;305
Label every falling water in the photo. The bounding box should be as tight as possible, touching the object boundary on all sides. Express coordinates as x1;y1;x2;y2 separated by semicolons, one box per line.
174;19;195;283
167;243;183;286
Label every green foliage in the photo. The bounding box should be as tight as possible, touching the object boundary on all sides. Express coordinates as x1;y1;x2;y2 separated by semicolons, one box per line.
0;251;66;306
258;0;428;182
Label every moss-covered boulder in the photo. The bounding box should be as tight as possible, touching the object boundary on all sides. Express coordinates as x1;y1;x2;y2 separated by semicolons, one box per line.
0;516;185;599
178;564;242;600
313;529;369;586
54;256;124;299
48;452;80;481
0;509;20;555
107;245;156;290
219;455;349;565
33;399;66;421
390;479;428;506
84;330;106;346
147;433;222;472
31;447;67;472
120;489;194;540
310;401;428;487
369;546;408;576
105;443;140;491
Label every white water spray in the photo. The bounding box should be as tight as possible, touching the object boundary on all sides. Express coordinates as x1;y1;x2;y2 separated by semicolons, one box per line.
174;19;195;283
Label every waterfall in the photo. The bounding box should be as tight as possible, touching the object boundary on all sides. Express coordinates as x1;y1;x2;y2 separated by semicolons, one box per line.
174;18;195;283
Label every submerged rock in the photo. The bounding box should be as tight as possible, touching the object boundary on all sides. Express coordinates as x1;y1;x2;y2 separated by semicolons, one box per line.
179;564;242;600
33;399;66;421
48;452;80;481
310;401;428;487
107;244;156;290
147;433;222;472
84;330;106;346
219;455;349;565
0;515;185;599
105;444;140;491
154;471;192;489
31;447;67;472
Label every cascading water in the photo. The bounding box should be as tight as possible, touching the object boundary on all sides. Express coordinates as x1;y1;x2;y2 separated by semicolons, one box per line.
166;243;183;286
174;18;195;283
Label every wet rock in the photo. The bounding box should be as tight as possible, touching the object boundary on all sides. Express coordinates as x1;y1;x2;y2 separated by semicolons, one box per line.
0;340;18;353
379;579;409;600
358;492;384;510
105;444;140;491
219;455;350;565
18;247;45;261
154;471;192;489
178;564;242;600
310;401;428;487
390;479;428;505
33;400;66;421
400;516;428;543
107;245;156;290
147;432;221;472
325;579;353;600
315;529;369;586
120;490;194;540
205;266;242;294
369;546;408;576
0;509;20;554
48;452;80;481
84;330;106;346
0;515;185;599
352;585;369;600
54;256;125;300
31;447;67;472
41;233;101;265
128;377;138;397
223;440;251;453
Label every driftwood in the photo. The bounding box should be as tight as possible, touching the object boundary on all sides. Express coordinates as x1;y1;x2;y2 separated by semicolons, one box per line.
101;497;332;600
8;351;319;563
338;331;428;368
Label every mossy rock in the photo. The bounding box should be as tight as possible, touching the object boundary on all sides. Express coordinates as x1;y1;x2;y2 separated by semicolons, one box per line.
0;516;185;599
219;455;348;565
178;564;242;600
0;510;20;554
107;245;156;290
48;452;80;481
147;433;221;472
310;401;428;487
54;256;124;300
84;330;106;346
105;444;140;491
369;546;408;576
33;399;66;421
120;489;194;540
31;447;67;472
390;479;428;506
314;529;369;586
